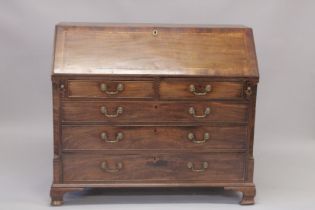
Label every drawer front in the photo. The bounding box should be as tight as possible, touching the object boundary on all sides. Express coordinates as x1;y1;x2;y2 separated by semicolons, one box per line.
160;80;243;100
63;152;245;182
68;80;154;98
62;101;248;123
62;126;247;150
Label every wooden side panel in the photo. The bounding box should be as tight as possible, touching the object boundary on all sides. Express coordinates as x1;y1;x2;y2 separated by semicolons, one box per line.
245;81;258;182
51;77;64;183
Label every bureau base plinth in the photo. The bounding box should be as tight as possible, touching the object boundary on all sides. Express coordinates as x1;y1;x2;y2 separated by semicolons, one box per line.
50;187;84;206
225;186;256;205
50;184;255;206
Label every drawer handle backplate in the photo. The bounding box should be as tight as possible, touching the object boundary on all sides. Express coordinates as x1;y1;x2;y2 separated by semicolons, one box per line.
100;106;123;118
100;161;123;173
100;132;124;143
187;161;208;172
187;132;210;144
100;83;124;95
188;107;211;118
189;84;211;96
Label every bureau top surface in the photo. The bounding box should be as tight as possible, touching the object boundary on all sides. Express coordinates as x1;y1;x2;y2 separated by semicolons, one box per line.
52;23;259;77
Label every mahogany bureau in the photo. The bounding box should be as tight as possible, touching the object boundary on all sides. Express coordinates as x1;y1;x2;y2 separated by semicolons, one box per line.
50;23;259;205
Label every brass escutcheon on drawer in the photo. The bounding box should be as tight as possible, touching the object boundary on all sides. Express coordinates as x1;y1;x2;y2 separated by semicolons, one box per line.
187;161;209;172
100;106;123;118
189;84;212;96
100;160;123;173
188;106;211;118
100;83;124;95
100;132;124;143
187;132;210;144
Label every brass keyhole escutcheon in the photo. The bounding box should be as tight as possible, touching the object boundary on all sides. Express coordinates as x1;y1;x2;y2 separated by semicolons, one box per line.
152;29;158;36
245;86;252;96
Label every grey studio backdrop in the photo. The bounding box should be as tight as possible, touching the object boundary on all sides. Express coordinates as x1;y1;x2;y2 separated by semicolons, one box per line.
0;1;314;209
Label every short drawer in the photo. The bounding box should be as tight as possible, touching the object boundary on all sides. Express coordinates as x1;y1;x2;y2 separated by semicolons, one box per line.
63;152;245;182
62;126;247;150
160;79;243;100
67;80;154;98
62;101;248;123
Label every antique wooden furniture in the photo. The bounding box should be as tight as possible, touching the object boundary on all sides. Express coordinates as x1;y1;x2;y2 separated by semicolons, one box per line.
50;23;259;206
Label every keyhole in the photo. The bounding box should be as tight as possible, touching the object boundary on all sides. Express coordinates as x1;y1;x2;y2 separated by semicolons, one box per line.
152;29;158;36
154;105;158;109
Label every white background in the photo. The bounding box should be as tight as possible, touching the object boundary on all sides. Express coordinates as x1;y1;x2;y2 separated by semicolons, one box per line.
0;0;314;209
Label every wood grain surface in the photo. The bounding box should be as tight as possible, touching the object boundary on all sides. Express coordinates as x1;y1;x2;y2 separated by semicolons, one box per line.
62;101;249;123
63;152;245;182
51;23;259;206
62;125;247;151
53;23;258;77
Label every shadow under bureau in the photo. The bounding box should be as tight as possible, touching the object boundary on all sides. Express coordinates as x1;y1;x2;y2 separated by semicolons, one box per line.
50;23;259;205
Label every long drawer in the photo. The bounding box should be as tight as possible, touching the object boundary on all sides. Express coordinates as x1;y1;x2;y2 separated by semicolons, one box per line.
62;125;247;150
63;152;245;182
62;101;248;123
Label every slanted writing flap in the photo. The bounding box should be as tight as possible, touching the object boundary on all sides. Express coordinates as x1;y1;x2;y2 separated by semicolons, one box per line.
53;23;258;77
